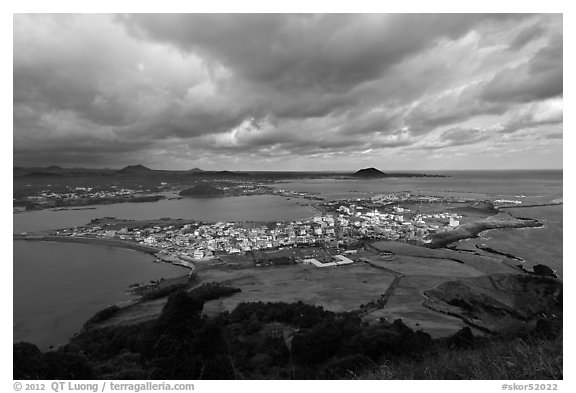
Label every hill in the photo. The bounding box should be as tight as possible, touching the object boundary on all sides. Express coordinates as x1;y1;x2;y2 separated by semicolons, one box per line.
13;288;562;380
179;183;224;197
353;168;387;178
186;168;204;173
117;164;153;174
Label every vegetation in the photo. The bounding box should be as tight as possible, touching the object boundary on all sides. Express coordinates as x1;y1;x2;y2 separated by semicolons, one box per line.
13;288;562;379
187;282;242;302
179;183;224;197
139;283;189;300
361;332;562;380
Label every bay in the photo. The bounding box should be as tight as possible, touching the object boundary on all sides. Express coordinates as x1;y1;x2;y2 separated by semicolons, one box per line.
13;241;188;350
14;194;316;234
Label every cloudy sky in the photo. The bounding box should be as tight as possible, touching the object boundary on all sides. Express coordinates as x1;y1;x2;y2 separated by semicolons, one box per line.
13;14;562;170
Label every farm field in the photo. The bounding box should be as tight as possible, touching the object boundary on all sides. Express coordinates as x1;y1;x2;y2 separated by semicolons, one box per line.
201;262;395;315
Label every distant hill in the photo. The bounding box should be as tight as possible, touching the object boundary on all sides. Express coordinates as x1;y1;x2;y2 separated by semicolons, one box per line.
186;168;204;173
353;168;387;178
179;183;224;197
213;170;250;178
117;165;153;174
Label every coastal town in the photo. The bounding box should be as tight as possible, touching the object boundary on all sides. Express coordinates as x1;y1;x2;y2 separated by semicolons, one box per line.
13;180;285;212
13;185;164;212
19;194;467;269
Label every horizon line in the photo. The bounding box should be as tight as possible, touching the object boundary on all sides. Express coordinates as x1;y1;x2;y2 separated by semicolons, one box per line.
13;165;563;172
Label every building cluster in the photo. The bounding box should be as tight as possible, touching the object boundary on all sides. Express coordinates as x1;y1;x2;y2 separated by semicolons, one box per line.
371;192;471;205
52;199;463;262
55;215;343;260
370;192;412;203
333;201;462;243
494;199;523;206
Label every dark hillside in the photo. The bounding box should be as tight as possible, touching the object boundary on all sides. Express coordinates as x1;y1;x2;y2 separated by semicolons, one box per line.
353;168;387;178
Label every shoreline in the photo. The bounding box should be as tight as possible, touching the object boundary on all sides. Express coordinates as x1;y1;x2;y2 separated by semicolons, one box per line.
427;217;542;249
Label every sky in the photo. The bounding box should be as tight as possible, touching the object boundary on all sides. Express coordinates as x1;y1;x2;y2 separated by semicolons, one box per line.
13;13;563;171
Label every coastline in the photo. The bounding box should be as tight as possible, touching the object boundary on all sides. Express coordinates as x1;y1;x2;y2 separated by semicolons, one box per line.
498;201;563;209
427;217;542;249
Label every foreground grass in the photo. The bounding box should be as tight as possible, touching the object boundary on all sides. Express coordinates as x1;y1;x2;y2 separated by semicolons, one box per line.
360;334;562;380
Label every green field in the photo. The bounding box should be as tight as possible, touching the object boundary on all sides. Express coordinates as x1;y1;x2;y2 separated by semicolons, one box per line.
201;263;396;315
368;241;515;274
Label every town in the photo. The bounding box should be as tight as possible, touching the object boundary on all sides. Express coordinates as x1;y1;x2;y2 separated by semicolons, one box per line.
14;180;289;212
13;185;163;212
34;195;465;268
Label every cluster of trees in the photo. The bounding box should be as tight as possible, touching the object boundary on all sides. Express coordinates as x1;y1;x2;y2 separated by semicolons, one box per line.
84;305;120;325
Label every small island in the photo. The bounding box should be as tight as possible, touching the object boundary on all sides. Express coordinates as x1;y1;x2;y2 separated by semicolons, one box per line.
352;167;447;178
353;167;387;178
116;164;153;174
179;183;225;197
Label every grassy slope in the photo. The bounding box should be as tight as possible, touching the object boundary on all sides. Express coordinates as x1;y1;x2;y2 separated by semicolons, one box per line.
361;334;562;380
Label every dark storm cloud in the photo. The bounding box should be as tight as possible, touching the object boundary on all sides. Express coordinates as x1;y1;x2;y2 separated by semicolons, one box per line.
13;13;562;169
118;14;526;95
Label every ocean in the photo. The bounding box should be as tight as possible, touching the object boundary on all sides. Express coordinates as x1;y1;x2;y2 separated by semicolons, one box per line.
273;170;562;203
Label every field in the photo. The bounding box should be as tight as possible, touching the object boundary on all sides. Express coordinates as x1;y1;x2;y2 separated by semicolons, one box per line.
359;253;485;278
352;240;537;337
363;276;473;338
199;240;527;336
92;234;558;340
357;247;486;337
201;262;396;315
367;241;516;274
